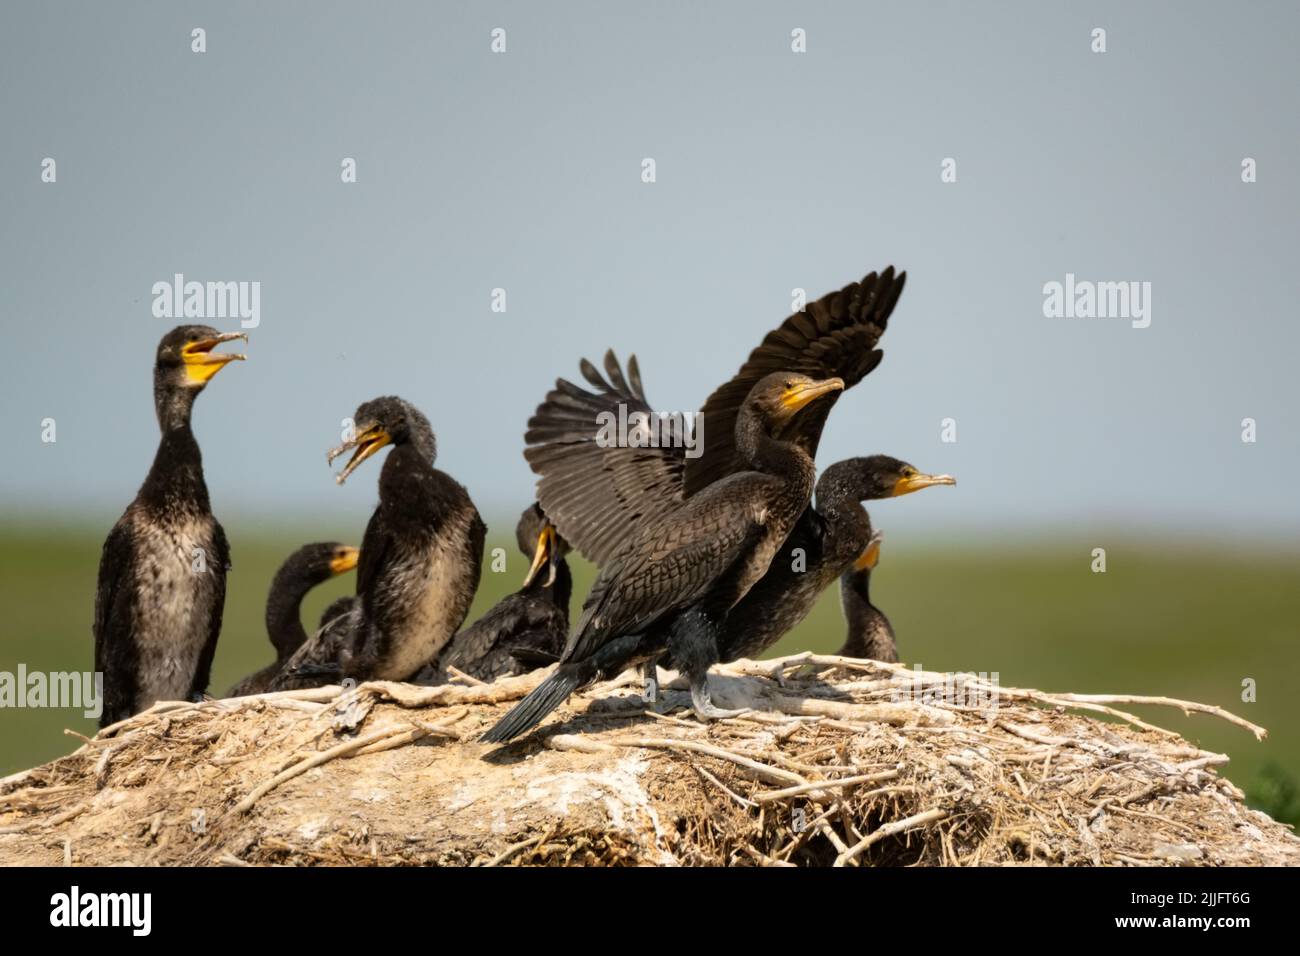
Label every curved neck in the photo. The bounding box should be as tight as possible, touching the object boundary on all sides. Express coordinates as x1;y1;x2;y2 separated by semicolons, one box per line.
735;406;813;483
816;484;871;536
265;564;326;659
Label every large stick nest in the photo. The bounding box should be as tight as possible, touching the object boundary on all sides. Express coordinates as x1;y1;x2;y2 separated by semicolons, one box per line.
1;655;1295;866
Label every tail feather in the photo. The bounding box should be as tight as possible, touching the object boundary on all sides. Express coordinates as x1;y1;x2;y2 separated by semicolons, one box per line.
482;666;585;743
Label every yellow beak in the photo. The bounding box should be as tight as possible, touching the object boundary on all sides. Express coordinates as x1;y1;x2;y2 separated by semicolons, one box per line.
522;525;558;588
892;472;956;497
328;546;360;575
782;377;845;413
328;424;391;485
853;533;882;572
182;332;247;385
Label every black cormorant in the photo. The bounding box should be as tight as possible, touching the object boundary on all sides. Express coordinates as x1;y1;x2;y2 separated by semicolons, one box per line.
327;396;486;681
836;528;898;662
483;371;844;743
711;456;952;664
523;267;905;569
517;269;935;677
92;325;246;726
415;503;571;685
225;542;359;697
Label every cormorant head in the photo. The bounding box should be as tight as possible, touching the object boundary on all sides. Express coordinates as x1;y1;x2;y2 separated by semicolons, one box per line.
744;372;846;430
154;325;247;394
287;541;361;582
328;395;436;484
266;542;359;658
817;455;956;504
517;503;570;587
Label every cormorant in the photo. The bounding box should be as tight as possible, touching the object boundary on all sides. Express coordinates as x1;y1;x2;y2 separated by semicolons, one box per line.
327;396;486;681
836;527;898;662
225;542;359;697
518;268;937;676
92;325;246;726
414;503;571;685
483;371;845;743
706;456;952;664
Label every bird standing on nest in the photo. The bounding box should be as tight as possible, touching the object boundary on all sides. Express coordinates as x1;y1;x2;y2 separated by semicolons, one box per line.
483;371;845;743
93;325;246;726
519;268;949;674
325;396;485;683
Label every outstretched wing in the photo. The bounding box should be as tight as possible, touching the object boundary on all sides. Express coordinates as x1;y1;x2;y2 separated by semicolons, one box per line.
524;351;689;566
682;267;906;496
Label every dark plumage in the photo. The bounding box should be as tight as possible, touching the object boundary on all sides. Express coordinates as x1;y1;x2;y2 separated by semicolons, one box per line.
268;597;360;691
836;529;898;662
711;456;952;664
226;542;359;697
523;267;905;568
483;372;845;743
93;325;246;726
327;396;485;682
516;268;934;681
414;503;571;685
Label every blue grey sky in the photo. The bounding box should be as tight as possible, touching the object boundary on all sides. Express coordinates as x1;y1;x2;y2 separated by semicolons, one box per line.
1;1;1296;539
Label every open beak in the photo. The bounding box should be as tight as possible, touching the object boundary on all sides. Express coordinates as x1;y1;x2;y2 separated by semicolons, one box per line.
854;530;883;572
182;332;247;385
522;525;558;588
328;422;391;485
329;546;360;575
892;472;956;497
782;377;845;414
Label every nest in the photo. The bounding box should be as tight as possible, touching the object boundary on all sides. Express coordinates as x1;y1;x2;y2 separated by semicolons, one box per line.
0;654;1295;866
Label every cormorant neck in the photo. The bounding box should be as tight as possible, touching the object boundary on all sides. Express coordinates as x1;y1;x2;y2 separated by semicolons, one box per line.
155;378;198;433
815;482;872;547
531;558;572;614
840;569;897;662
735;406;814;483
140;418;209;512
265;567;318;660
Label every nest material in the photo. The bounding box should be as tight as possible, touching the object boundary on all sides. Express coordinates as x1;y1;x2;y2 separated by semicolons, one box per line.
0;654;1295;867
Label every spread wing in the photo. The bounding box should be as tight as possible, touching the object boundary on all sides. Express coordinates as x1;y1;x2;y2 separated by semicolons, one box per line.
523;266;905;566
563;481;768;663
682;267;906;496
524;351;689;566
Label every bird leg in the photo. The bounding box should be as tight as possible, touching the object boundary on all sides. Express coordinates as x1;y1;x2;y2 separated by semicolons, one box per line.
689;675;747;721
669;606;748;723
639;659;660;703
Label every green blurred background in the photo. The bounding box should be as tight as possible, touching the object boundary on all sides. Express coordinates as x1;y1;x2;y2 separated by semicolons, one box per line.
2;517;1296;825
